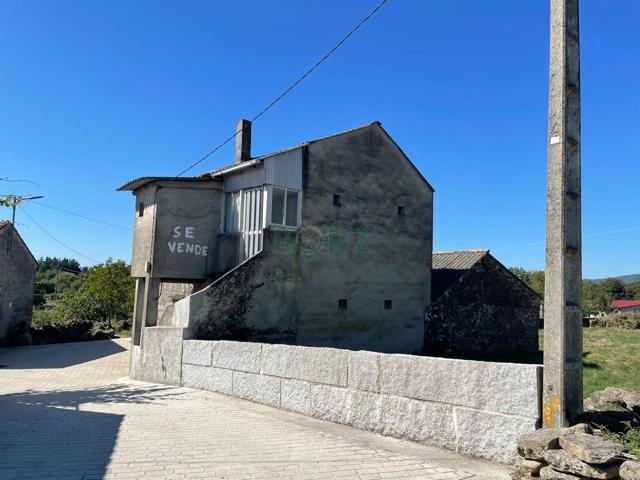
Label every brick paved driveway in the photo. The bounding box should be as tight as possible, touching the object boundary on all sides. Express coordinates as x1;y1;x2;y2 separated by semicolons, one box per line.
0;339;510;480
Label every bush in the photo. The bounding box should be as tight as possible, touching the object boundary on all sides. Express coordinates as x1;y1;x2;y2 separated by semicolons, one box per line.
590;312;640;329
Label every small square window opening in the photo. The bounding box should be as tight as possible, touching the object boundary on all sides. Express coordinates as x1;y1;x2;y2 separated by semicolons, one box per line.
338;298;348;310
397;206;405;216
333;194;342;207
384;300;392;310
137;203;144;217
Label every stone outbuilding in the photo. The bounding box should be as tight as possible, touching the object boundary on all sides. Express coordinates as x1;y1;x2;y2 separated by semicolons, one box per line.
425;250;541;357
0;221;38;346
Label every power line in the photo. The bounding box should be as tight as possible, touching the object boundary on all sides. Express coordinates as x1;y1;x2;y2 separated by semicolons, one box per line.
31;201;132;231
175;0;390;178
19;206;101;264
0;177;41;188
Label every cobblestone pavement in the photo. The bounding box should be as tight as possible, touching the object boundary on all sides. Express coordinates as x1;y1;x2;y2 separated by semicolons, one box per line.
0;339;511;480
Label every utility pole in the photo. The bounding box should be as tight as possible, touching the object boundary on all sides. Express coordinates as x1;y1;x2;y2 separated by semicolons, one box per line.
1;194;44;251
543;0;583;427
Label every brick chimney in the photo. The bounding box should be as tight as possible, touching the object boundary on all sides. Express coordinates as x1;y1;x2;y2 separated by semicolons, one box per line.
235;119;251;163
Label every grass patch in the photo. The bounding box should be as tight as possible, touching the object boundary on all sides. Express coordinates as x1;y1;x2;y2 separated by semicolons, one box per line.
539;327;640;398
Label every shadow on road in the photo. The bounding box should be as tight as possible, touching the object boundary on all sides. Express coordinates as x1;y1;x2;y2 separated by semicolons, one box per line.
0;382;185;478
0;339;127;369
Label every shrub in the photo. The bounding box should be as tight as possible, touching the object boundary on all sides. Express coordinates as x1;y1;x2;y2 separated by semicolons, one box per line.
590;312;640;330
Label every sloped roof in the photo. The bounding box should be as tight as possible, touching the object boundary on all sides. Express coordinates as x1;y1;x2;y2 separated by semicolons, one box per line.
432;250;489;300
0;221;38;265
117;176;217;192
118;122;435;192
612;300;640;309
204;121;435;191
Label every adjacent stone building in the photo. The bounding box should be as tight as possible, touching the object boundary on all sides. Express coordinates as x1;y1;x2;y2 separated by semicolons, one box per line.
425;250;541;357
0;221;38;346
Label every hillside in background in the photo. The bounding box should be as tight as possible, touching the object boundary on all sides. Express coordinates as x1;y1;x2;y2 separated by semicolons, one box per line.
590;274;640;285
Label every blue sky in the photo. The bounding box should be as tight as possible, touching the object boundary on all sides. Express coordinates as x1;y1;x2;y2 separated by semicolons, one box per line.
1;1;638;278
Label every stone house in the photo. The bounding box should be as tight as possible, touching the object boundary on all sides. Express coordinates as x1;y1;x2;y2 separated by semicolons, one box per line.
119;120;434;372
425;250;541;357
0;221;38;346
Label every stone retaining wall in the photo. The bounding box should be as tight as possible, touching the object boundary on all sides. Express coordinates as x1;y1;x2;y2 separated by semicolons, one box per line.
181;340;542;464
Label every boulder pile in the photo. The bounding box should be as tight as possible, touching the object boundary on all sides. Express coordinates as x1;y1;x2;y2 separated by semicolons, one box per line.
516;425;638;479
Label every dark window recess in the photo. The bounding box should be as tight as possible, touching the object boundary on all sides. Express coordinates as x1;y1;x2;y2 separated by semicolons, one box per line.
384;300;392;310
333;194;342;207
137;203;145;217
397;206;405;216
338;298;348;310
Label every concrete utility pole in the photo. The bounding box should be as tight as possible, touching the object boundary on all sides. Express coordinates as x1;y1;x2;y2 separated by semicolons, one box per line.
543;0;583;427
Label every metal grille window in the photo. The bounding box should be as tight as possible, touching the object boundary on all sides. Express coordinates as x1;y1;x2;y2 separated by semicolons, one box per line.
270;186;300;228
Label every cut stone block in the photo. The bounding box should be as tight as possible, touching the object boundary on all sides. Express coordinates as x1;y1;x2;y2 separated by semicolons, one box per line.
382;395;456;451
182;364;232;395
232;371;280;408
211;341;261;373
559;434;624;464
539;466;583;479
310;385;351;424
182;340;212;366
281;378;311;415
456;407;537;464
300;347;348;386
379;354;541;417
261;344;303;378
545;449;620;479
621;461;640;480
348;351;380;392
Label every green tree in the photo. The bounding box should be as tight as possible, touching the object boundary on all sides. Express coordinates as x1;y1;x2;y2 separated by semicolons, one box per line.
77;259;134;327
509;267;530;285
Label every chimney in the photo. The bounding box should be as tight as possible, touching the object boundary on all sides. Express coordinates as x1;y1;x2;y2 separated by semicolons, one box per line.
235;119;251;163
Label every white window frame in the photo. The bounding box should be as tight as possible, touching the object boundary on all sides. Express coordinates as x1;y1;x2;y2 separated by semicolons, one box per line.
267;185;301;230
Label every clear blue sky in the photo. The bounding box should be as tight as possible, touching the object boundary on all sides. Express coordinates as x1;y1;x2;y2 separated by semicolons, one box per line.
1;1;638;278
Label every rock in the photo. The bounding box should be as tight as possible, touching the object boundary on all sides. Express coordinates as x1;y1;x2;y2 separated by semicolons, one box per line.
539;466;583;479
568;423;592;435
521;458;546;475
585;387;640;415
544;449;621;479
517;427;586;461
621;461;640;480
559;434;624;464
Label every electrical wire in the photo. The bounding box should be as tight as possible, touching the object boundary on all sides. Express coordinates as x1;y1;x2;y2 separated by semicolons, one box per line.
0;177;41;188
31;201;132;231
174;0;390;178
18;206;101;264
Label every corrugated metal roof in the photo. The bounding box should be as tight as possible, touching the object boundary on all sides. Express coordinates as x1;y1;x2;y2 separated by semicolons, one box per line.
116;176;217;192
432;250;489;270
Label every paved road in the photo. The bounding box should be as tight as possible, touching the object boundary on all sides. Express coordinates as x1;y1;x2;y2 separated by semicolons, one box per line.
0;339;511;480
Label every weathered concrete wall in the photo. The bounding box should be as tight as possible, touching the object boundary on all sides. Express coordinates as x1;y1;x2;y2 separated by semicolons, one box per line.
181;340;542;464
425;255;540;357
129;180;223;279
131;326;190;385
0;225;37;346
179;123;433;354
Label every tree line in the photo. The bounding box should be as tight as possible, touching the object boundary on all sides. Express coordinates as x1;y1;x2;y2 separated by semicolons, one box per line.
509;267;640;315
